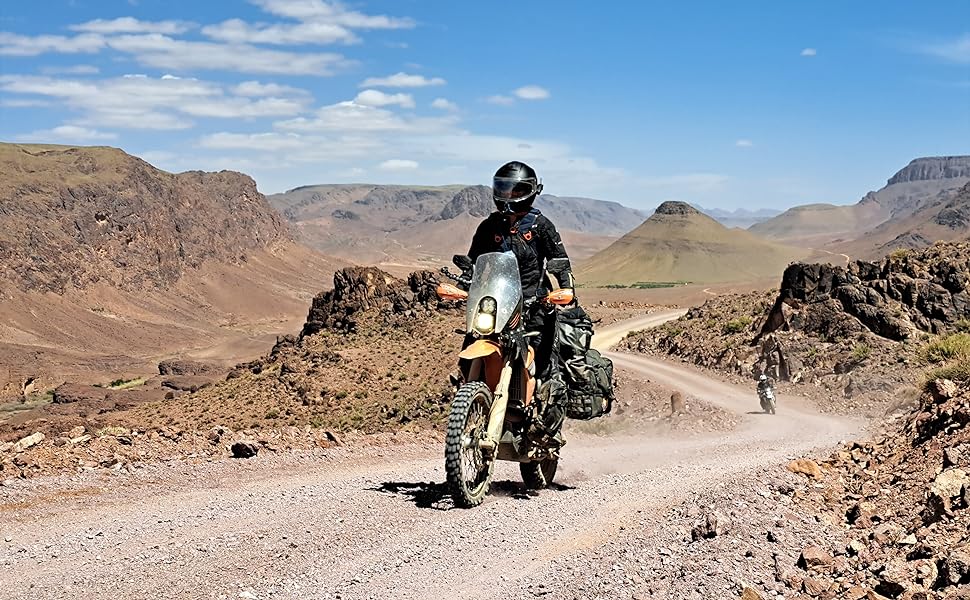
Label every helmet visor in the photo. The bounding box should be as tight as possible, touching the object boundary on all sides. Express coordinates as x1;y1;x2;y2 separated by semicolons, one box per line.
493;176;537;201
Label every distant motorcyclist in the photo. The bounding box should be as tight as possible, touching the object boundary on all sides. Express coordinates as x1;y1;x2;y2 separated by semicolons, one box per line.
465;161;574;446
757;374;776;414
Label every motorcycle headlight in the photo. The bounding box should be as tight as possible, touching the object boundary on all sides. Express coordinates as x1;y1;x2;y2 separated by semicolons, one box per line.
473;312;495;335
479;296;497;314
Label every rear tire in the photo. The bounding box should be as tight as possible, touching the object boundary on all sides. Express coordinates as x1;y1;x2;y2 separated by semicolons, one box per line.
445;382;494;508
520;457;559;490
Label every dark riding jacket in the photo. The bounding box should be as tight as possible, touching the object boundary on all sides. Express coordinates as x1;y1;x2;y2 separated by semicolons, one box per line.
467;208;572;300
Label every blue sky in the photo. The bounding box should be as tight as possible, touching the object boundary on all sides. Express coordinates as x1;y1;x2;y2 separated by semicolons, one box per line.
0;1;968;211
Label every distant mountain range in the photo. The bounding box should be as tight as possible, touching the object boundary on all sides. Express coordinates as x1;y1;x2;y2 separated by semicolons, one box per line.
267;184;648;267
750;156;970;258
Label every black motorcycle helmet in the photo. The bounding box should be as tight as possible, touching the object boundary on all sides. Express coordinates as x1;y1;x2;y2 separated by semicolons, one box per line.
492;161;543;214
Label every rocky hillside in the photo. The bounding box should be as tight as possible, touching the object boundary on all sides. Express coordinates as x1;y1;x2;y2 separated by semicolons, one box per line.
750;156;970;251
839;182;970;260
622;242;970;415
577;201;805;286
267;183;646;267
0;143;289;294
787;375;970;599
0;144;344;399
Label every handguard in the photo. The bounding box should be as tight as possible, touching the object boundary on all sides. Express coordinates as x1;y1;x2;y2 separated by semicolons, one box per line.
545;288;575;306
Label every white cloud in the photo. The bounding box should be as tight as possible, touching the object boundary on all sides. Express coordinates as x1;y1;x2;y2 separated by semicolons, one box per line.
513;85;550;100
18;125;117;142
70;17;194;35
919;34;970;64
431;98;458;111
202;18;358;45
251;0;415;30
354;89;415;108
800;48;817;57
735;139;753;147
0;73;310;131
107;34;351;75
486;95;515;106
232;80;310;98
379;159;419;170
360;72;446;87
276;100;455;133
0;32;105;56
40;64;100;75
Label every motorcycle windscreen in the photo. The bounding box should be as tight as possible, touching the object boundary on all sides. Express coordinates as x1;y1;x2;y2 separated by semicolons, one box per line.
466;252;522;334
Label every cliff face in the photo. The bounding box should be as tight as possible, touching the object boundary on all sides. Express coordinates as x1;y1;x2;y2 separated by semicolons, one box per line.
887;156;970;185
0;143;290;293
762;241;970;341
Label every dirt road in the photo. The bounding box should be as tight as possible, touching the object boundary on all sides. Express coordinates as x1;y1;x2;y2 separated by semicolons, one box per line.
0;313;857;600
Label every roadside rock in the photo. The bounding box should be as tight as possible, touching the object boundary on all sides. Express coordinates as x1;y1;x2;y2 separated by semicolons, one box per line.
161;376;214;393
158;360;217;376
798;546;833;569
787;459;824;479
691;511;730;540
230;441;259;459
12;432;45;452
52;383;106;404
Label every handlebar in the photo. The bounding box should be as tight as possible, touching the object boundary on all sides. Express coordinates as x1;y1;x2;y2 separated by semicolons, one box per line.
439;266;472;289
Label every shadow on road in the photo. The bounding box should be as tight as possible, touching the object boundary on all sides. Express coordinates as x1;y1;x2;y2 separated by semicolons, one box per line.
372;479;578;510
371;481;454;510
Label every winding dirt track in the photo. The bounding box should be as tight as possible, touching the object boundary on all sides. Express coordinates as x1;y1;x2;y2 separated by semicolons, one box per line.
0;312;857;600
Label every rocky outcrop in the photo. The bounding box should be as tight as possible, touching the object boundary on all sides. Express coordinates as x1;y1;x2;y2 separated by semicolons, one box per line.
436;185;492;220
157;360;217;377
653;200;702;216
762;242;970;341
301;267;442;336
0;143;290;293
887;156;970;185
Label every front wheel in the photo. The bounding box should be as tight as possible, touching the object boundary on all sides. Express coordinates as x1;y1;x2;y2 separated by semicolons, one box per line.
445;382;494;508
520;457;559;490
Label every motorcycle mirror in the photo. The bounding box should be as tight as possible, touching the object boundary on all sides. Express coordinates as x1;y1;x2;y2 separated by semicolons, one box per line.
452;254;473;270
546;257;570;275
436;283;468;302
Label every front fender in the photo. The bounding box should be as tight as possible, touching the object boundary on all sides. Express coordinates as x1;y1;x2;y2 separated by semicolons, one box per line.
459;340;501;360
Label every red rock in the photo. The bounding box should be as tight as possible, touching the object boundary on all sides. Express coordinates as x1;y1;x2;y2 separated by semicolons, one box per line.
788;459;824;478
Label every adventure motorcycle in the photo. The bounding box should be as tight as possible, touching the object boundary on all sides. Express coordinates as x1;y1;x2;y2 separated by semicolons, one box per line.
437;252;573;507
758;383;776;415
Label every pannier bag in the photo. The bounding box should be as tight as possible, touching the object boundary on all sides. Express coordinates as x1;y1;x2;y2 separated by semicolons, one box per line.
557;305;615;420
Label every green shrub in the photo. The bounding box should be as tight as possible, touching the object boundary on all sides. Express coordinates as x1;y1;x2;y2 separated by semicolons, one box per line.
921;333;970;364
264;409;279;419
954;319;970;333
851;343;871;361
722;316;753;335
922;357;970;391
888;248;910;261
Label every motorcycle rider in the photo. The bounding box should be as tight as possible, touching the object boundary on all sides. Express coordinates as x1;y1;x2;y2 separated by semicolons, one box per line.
757;373;772;398
465;160;575;446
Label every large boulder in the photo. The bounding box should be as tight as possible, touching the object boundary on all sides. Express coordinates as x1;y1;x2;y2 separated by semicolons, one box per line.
52;383;106;404
158;360;216;376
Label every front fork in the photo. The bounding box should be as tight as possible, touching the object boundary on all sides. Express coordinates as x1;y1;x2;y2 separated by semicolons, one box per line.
479;362;513;454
